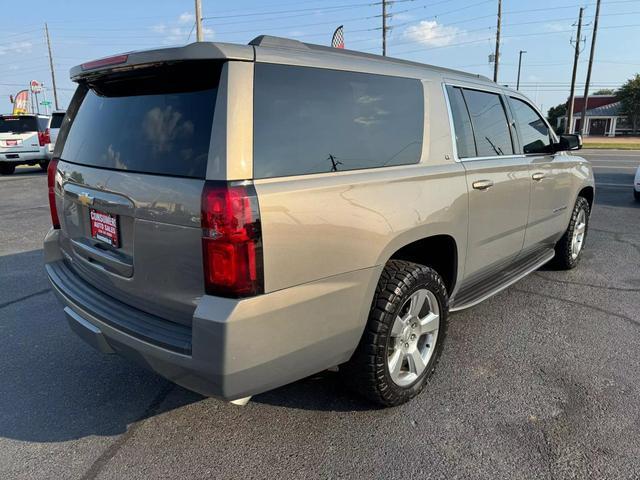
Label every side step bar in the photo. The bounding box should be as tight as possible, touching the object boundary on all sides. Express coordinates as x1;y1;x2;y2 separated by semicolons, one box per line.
450;247;555;312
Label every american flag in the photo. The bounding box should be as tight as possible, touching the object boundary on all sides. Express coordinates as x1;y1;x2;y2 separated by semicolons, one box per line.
331;25;344;49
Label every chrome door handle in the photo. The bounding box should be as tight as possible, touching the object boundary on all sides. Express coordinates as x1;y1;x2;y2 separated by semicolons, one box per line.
472;179;494;190
532;172;545;181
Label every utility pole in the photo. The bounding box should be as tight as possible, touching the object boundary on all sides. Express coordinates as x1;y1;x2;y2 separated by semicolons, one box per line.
579;0;601;135
44;23;59;111
516;50;526;90
493;0;502;82
567;7;584;135
382;0;387;56
195;0;204;42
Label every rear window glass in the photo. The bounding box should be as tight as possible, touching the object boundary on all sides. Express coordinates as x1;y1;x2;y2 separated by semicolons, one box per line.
446;86;476;158
60;61;220;178
50;113;65;129
0;116;38;133
253;64;423;178
462;89;514;157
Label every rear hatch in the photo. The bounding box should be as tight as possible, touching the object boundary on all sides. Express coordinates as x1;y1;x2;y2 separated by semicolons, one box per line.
55;61;222;326
0;115;41;153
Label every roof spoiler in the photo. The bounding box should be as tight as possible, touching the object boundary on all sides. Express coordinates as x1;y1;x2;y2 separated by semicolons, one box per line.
70;42;253;82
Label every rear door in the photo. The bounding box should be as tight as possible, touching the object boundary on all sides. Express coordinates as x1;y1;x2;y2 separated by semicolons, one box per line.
445;85;530;280
55;61;222;325
0;115;41;153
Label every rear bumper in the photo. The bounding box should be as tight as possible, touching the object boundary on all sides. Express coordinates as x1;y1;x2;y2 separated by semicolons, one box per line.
44;228;380;400
0;149;46;163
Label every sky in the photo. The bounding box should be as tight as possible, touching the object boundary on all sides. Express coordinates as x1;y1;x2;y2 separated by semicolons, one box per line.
1;0;639;115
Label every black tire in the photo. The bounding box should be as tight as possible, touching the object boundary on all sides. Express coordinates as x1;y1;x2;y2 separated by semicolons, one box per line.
0;163;16;175
39;160;49;171
550;196;590;270
634;190;640;202
340;260;449;407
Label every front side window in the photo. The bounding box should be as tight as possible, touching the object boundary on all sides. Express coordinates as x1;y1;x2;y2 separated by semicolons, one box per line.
462;89;514;157
253;64;424;178
50;113;65;129
509;97;552;154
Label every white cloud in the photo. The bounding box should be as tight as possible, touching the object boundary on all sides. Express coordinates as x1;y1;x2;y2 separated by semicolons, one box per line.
0;41;33;56
178;12;195;25
545;22;570;32
403;21;461;47
150;14;214;45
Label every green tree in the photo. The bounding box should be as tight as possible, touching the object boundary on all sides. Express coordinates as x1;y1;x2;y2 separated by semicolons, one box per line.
617;74;640;134
593;88;615;95
547;103;567;133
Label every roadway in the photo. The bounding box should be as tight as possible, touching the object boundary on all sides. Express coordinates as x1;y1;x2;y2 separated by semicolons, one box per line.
1;149;639;480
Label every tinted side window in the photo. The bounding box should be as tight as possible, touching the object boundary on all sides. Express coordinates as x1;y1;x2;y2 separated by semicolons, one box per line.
253;64;423;178
462;89;514;157
445;86;476;158
509;97;551;154
50;113;65;129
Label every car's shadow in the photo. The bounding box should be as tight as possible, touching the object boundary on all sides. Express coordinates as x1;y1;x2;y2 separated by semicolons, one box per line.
0;166;46;179
0;249;372;443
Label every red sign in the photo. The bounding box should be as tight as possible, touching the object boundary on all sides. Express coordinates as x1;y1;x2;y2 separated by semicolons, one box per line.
30;80;42;94
12;90;29;115
90;209;119;247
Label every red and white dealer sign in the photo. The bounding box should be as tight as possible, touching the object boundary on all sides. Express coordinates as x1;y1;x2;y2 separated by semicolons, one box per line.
90;209;119;247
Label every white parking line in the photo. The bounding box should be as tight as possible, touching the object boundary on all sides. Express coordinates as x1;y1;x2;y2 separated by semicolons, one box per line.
596;183;633;188
592;166;638;170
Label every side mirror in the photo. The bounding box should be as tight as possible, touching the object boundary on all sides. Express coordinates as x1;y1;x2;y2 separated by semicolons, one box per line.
553;134;582;153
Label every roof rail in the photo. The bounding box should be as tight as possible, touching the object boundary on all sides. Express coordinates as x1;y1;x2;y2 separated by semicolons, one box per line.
249;35;309;49
249;35;490;82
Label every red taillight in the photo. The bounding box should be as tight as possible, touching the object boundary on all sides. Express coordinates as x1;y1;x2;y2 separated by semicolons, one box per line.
81;54;128;70
38;128;51;146
201;181;263;298
47;158;60;229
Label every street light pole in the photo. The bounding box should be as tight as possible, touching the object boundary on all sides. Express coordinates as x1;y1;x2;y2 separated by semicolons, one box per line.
516;50;526;90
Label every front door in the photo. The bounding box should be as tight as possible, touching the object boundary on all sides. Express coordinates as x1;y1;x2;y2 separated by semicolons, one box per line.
508;96;574;251
589;118;607;136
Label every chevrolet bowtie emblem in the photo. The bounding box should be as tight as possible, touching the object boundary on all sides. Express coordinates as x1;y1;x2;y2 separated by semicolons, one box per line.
78;192;94;206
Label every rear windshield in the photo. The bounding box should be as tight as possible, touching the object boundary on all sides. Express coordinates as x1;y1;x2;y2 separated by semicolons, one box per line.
0;116;39;133
60;61;221;178
50;112;65;129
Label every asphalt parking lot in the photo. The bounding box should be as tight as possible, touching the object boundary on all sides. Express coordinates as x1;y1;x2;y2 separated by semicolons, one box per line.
1;149;639;480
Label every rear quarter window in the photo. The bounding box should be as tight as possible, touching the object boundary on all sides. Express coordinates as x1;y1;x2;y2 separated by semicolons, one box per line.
253;64;424;178
59;61;221;178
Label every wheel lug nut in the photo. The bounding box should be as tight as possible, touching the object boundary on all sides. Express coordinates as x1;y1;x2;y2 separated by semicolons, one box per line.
412;323;417;329
404;343;409;348
410;334;416;340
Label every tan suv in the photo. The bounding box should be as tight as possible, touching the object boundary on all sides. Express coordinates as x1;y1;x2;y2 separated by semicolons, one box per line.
44;36;594;407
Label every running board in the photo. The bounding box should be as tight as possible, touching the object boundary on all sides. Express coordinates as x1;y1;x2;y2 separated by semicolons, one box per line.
450;248;555;312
